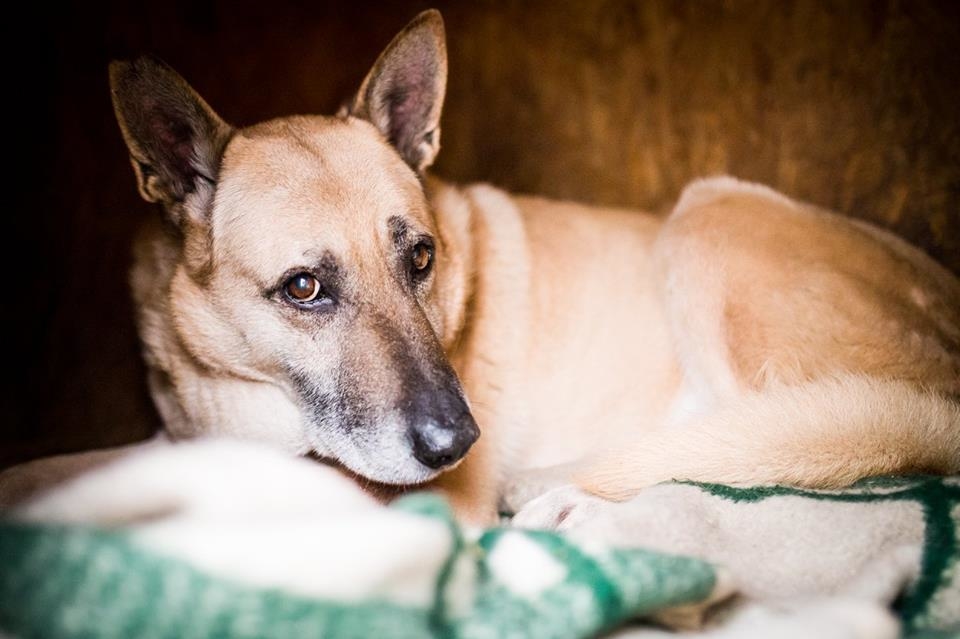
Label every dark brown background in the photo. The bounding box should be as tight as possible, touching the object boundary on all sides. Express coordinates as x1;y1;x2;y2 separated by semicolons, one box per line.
6;0;959;467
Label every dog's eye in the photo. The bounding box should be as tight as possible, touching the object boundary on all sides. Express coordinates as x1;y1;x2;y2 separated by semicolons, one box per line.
284;273;322;304
411;242;433;276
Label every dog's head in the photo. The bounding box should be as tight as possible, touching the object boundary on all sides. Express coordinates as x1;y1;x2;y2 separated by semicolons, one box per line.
109;10;479;485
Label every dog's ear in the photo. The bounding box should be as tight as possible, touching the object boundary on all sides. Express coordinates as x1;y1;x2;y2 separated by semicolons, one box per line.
345;10;447;172
109;57;232;213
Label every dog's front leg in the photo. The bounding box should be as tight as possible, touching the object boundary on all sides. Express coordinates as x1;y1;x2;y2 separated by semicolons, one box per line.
498;462;584;516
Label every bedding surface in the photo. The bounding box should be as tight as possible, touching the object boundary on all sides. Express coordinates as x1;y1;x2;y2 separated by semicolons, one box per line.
0;441;956;638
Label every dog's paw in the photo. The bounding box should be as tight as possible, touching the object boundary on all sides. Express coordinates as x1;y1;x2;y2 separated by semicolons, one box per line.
499;465;576;516
510;484;610;531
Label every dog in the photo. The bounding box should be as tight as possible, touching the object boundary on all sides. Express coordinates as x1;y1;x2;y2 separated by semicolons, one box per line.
2;10;958;523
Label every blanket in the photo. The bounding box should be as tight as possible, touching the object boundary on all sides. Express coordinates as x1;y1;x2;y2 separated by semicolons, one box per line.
513;477;960;638
0;441;957;638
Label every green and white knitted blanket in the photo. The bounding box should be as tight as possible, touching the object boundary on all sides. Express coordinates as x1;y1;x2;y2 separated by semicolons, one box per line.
0;441;957;638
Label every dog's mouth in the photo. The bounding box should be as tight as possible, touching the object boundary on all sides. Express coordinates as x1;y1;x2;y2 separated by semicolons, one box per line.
290;364;478;487
302;420;459;487
294;374;479;487
305;444;450;491
306;452;420;501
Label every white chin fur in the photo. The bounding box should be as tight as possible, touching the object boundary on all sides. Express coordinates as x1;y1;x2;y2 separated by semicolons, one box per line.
334;450;442;486
307;428;442;486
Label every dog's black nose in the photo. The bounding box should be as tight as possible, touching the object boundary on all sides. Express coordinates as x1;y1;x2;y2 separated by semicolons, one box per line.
410;412;479;470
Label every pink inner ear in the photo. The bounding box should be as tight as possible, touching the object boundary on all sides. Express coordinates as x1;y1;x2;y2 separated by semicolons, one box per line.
378;55;439;161
386;87;418;141
148;113;199;182
152;116;189;148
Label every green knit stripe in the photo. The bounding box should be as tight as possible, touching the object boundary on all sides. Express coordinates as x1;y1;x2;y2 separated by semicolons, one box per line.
901;483;957;632
390;493;464;638
480;529;627;631
680;476;960;634
903;623;960;639
449;529;716;639
678;475;948;503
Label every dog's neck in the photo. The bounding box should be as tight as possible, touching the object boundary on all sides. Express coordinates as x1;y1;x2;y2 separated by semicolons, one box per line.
423;175;478;357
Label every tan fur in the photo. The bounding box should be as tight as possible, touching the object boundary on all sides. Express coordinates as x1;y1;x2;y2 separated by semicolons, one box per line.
438;176;959;516
2;12;958;522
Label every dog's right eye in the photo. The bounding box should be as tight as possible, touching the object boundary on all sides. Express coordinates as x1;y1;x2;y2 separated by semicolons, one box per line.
284;273;323;305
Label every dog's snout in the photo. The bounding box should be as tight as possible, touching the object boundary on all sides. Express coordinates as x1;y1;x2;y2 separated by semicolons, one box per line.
410;409;479;470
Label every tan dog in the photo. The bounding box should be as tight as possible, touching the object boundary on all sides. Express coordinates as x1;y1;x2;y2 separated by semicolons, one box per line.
3;10;958;523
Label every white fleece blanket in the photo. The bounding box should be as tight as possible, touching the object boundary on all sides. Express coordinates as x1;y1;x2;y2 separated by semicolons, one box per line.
513;478;960;637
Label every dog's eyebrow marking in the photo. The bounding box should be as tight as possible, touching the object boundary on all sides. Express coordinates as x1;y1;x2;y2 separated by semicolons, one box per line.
389;215;409;250
312;251;341;279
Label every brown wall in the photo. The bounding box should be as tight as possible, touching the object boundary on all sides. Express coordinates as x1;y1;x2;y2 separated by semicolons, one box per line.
5;0;959;466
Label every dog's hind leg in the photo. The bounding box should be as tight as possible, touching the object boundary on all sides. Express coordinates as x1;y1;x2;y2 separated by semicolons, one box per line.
576;178;960;500
574;375;960;501
504;378;960;512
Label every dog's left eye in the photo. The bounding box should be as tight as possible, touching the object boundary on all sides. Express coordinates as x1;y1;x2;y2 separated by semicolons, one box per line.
284;273;324;305
411;241;433;277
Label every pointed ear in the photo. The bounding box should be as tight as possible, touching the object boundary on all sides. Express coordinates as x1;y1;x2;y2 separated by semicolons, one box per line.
109;57;232;211
345;10;447;172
